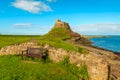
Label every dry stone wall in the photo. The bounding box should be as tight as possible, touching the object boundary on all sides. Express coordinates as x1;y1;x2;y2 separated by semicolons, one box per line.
0;42;109;80
0;42;39;55
43;44;109;80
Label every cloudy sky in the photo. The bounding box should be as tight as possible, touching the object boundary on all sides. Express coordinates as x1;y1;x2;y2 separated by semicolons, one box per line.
0;0;120;35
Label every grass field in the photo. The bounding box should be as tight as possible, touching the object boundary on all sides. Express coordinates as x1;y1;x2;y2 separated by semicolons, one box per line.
0;55;89;80
0;35;40;48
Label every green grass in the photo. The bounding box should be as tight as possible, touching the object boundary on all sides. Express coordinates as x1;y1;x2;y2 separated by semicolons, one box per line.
46;27;71;40
36;28;88;53
0;35;40;48
0;55;89;80
60;56;89;79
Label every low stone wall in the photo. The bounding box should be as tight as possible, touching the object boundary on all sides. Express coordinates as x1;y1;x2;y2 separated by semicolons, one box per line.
0;42;39;55
0;42;109;80
43;44;109;80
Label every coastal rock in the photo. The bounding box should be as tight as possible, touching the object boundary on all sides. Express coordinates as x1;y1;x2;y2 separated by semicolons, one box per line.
52;19;91;45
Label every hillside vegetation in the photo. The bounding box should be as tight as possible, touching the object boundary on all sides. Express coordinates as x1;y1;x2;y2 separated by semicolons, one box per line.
36;28;88;53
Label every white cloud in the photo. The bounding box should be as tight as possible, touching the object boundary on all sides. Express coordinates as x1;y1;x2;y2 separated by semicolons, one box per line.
72;23;120;35
13;23;33;27
12;0;52;14
46;0;56;2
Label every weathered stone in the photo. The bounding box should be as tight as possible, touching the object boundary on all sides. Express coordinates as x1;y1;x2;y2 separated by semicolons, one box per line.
0;42;40;55
43;44;109;80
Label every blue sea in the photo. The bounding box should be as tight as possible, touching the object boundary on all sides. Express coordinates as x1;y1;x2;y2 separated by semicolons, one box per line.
89;36;120;52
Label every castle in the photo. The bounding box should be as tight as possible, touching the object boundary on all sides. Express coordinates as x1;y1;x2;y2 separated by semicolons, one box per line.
54;19;72;32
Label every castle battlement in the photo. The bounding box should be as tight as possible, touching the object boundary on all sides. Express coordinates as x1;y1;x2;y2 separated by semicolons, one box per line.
56;19;67;25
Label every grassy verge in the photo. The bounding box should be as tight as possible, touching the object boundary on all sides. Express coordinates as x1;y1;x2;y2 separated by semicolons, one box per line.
0;55;89;80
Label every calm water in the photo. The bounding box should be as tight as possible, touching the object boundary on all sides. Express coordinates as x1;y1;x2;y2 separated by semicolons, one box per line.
89;36;120;52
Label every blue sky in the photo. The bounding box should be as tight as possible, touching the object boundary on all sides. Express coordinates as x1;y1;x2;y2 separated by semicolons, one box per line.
0;0;120;35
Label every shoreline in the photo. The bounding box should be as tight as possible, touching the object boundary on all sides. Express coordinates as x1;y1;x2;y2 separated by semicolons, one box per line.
85;35;120;38
85;35;110;38
87;36;120;55
90;45;120;55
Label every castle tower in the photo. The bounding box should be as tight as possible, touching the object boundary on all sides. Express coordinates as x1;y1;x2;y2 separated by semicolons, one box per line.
56;19;61;23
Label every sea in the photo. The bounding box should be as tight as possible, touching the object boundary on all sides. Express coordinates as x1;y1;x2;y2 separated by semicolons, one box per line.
89;36;120;53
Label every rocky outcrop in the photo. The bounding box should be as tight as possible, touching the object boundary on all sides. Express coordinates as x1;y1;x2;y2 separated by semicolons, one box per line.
53;19;81;37
53;19;92;45
54;19;73;32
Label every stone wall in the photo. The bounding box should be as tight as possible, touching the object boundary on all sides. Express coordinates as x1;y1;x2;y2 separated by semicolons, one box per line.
43;44;109;80
0;42;39;55
0;42;109;80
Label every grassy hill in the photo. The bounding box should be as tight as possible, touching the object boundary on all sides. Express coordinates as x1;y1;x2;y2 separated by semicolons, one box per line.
36;27;88;53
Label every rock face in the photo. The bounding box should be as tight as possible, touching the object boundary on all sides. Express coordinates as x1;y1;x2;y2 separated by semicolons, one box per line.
53;19;81;37
53;19;92;45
